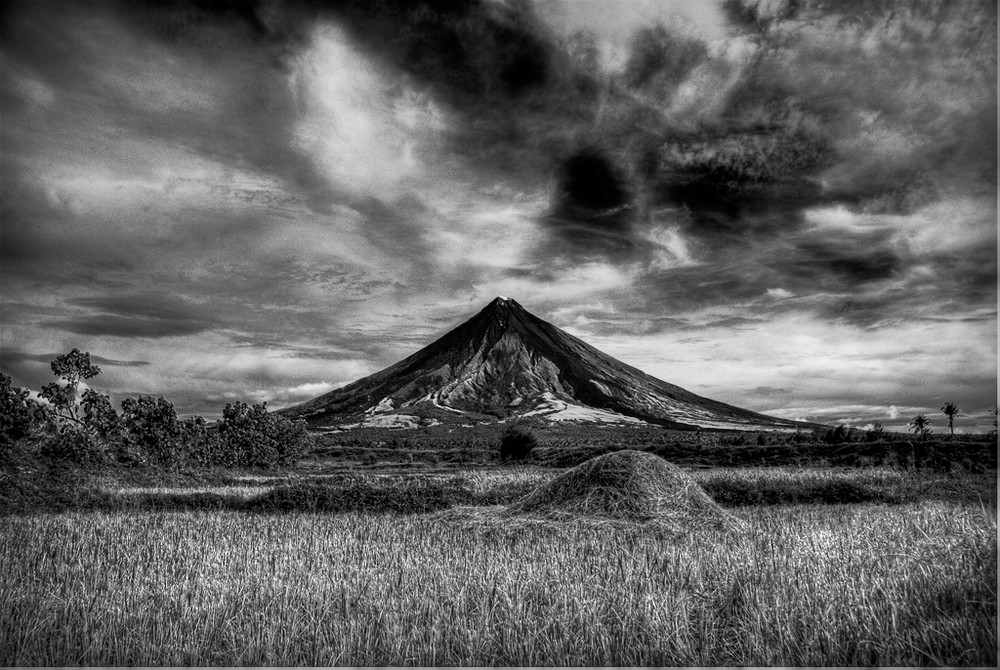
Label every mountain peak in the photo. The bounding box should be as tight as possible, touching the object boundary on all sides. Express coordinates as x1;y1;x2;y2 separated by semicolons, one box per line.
481;295;525;320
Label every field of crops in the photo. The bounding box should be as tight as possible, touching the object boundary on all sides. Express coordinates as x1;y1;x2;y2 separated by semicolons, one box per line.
1;465;995;666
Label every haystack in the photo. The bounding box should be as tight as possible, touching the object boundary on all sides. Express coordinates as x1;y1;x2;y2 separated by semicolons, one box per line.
504;449;739;529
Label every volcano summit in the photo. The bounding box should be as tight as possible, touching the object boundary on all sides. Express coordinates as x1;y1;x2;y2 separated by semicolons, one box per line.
284;297;805;431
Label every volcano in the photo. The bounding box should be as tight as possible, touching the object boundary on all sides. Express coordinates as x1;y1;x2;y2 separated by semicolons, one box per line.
283;297;806;431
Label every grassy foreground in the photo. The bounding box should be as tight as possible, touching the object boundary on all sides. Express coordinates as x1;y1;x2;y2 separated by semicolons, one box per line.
1;493;995;665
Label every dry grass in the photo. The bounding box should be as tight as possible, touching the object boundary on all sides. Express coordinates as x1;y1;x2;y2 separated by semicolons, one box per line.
111;485;272;499
1;463;995;665
504;450;739;530
0;493;994;666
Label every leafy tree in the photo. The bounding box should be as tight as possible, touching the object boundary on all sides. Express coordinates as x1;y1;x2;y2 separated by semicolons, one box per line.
1;373;43;449
865;422;885;443
38;424;105;464
940;402;960;436
499;425;538;460
80;389;121;440
120;395;182;465
179;415;224;465
822;424;852;445
908;414;932;441
217;402;312;467
38;349;101;423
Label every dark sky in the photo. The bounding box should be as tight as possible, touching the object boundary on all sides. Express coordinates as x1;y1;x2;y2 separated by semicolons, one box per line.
1;0;996;431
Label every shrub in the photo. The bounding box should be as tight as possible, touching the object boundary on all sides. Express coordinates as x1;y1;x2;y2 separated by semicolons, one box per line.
120;395;183;466
80;389;121;440
1;373;43;450
217;402;313;467
865;422;885;443
498;425;538;461
823;425;852;444
38;425;108;464
249;480;467;514
178;415;221;465
702;477;901;506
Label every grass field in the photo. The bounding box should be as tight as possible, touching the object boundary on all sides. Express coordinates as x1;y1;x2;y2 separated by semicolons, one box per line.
0;465;996;666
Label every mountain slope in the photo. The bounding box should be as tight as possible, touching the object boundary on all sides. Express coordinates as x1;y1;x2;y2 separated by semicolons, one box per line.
283;297;807;431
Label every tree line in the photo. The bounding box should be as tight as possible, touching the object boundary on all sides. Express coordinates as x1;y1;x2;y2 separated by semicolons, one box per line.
1;349;313;468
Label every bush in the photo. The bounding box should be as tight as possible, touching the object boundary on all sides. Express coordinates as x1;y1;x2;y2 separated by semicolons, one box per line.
121;395;183;466
217;402;313;467
80;389;121;440
702;477;901;506
822;425;854;444
178;416;221;465
38;425;109;465
249;480;467;514
498;426;538;461
1;373;43;450
865;422;886;443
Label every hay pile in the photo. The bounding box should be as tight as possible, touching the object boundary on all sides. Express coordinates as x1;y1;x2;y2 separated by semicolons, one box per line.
504;449;739;529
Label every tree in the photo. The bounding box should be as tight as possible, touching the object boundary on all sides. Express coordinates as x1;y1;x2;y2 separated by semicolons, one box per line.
908;414;932;441
865;422;885;443
940;402;960;436
38;349;101;423
80;389;121;440
1;373;44;449
217;402;312;467
120;395;182;465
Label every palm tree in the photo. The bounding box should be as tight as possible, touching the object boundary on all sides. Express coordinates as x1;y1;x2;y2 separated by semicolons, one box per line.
940;402;960;436
909;414;932;441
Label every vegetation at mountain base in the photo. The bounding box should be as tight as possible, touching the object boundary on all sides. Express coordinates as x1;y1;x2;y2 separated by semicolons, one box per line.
308;422;996;473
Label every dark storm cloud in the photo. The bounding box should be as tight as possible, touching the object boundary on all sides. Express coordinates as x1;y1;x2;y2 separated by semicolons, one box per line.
45;295;215;338
6;0;994;271
542;147;643;261
1;350;150;368
648;124;833;235
789;244;900;285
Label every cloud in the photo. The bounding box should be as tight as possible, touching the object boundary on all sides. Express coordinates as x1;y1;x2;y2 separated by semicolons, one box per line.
0;0;994;422
43;295;215;339
0;350;149;368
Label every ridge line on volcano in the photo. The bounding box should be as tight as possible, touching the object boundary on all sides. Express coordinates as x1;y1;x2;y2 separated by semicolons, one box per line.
282;297;817;432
